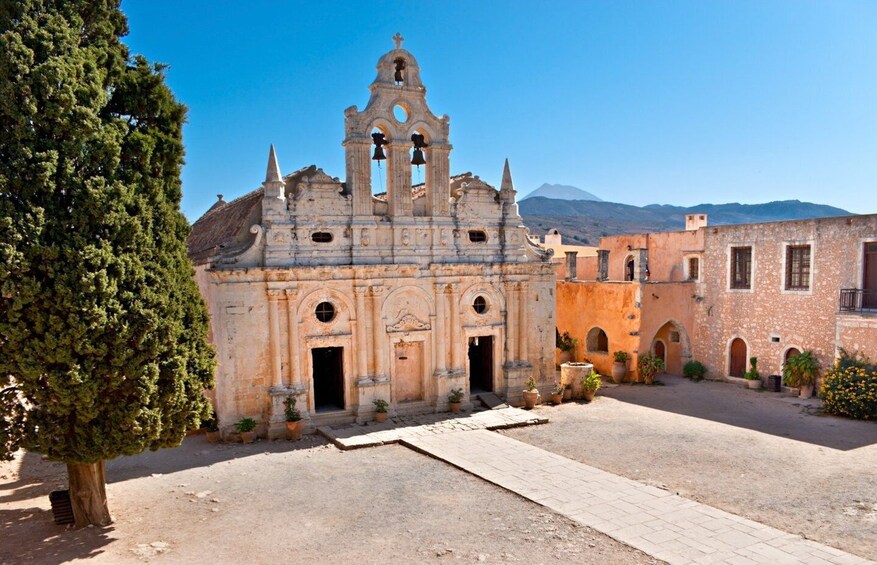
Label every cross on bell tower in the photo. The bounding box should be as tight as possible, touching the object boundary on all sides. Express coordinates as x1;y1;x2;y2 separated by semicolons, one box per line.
392;32;404;49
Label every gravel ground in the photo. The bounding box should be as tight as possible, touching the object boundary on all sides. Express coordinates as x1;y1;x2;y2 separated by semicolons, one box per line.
502;375;877;561
1;434;659;564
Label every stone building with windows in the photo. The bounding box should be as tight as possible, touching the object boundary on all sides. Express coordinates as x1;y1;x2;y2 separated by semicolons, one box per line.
557;213;877;385
187;36;556;437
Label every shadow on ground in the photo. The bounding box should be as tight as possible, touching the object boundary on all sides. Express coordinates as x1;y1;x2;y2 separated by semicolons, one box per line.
599;374;877;451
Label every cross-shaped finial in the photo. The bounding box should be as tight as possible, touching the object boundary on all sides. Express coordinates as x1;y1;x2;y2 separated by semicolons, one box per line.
393;32;404;49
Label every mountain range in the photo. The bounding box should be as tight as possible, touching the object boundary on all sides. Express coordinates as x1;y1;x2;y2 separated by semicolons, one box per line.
519;196;851;246
521;183;603;202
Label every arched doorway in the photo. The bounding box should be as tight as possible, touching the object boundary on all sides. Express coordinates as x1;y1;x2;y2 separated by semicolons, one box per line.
653;340;666;367
729;338;747;378
624;256;635;281
649;321;691;375
784;347;801;363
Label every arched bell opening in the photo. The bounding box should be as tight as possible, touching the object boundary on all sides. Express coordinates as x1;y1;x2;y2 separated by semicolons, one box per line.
370;126;390;196
410;129;429;216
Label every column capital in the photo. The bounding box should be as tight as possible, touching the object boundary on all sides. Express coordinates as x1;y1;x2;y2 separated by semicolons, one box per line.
267;288;285;301
284;287;299;299
369;285;385;296
354;285;370;296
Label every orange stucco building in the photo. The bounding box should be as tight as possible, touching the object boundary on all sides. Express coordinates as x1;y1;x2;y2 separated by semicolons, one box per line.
555;213;877;384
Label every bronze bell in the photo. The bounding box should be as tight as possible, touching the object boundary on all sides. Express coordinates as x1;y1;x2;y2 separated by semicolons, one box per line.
394;59;405;84
411;148;426;166
371;132;387;161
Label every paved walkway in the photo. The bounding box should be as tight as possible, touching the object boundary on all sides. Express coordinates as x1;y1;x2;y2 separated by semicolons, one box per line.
316;407;548;449
402;429;873;565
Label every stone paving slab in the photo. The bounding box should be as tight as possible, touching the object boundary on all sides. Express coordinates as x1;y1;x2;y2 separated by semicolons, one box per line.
402;429;873;565
316;407;548;450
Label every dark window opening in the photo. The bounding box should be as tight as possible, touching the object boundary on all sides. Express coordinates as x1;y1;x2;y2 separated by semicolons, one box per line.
312;232;333;243
670;331;680;343
731;247;752;289
586;327;609;353
785;245;811;290
469;230;487;243
473;296;488;314
688;257;700;280
624;257;635;281
316;302;336;323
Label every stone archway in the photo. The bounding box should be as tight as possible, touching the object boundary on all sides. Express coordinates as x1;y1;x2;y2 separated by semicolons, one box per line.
649;320;691;376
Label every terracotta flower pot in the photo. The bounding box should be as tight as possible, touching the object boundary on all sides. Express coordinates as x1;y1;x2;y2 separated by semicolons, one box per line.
240;431;255;444
799;384;814;399
746;379;762;390
522;390;539;409
206;431;221;444
449;402;461;413
550;393;563;405
286;420;303;441
557;349;573;366
611;362;627;384
375;411;388;423
583;389;596;402
562;387;572;401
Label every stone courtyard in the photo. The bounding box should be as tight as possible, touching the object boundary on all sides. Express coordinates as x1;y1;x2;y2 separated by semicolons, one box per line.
2;377;876;564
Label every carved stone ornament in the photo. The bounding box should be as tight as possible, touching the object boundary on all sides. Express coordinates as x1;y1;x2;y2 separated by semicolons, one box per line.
386;309;431;332
361;228;370;247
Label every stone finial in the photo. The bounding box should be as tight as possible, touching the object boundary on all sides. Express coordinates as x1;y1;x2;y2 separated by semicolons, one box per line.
500;158;515;193
265;144;282;184
217;194;224;202
393;32;404;49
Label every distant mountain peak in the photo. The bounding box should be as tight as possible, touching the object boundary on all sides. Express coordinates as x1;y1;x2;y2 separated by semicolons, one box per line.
521;183;603;202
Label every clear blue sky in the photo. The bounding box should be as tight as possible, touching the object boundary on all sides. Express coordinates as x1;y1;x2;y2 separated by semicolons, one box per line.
122;1;877;220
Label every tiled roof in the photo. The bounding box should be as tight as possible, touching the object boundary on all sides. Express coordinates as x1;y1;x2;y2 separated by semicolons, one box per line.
187;188;263;264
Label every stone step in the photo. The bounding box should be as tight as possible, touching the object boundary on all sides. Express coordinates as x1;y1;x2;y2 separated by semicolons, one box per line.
474;392;509;410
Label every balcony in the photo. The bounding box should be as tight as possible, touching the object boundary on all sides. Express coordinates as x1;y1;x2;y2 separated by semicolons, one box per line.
839;289;877;314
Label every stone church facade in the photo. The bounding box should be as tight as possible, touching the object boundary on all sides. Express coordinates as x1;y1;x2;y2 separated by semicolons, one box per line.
188;37;556;437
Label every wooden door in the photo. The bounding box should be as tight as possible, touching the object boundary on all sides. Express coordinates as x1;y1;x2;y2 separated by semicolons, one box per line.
784;347;801;363
394;341;423;402
865;243;877;308
729;338;746;378
654;341;666;368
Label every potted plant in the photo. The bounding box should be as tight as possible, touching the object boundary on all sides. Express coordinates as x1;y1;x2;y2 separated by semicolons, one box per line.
683;360;707;382
550;382;564;405
783;351;821;399
448;388;464;413
562;383;572;401
556;331;577;365
744;357;762;389
235;417;256;444
522;376;540;409
205;414;221;444
637;352;664;385
581;371;602;401
373;398;389;422
283;396;303;441
612;351;630;383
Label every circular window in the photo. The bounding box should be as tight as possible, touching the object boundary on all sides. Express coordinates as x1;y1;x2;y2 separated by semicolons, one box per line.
315;302;336;323
473;296;488;314
393;104;408;123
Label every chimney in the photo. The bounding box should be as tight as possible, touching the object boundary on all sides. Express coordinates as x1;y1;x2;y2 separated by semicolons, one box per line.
565;251;578;281
685;214;708;231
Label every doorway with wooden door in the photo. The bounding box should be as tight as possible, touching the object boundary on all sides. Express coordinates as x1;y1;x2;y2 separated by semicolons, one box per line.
864;242;877;309
468;336;494;393
653;340;666;369
312;347;344;412
729;338;747;378
393;341;424;403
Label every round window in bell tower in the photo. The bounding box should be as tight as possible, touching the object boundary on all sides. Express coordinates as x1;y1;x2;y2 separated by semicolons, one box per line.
393;104;408;123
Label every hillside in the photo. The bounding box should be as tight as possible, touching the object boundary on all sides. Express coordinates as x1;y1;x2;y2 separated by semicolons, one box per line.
520;198;851;246
521;183;603;202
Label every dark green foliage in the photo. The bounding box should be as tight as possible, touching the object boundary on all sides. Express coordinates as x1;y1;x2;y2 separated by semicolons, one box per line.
821;350;877;420
683;360;707;381
744;357;761;381
0;0;215;463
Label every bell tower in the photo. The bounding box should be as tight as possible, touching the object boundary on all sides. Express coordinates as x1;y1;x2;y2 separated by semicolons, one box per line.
342;34;452;218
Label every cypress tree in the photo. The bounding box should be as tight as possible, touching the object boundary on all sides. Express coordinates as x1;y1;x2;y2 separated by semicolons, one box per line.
0;0;215;527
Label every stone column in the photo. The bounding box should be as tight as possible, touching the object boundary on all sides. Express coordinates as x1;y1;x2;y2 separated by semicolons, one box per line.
346;139;372;216
388;143;412;217
448;283;460;371
597;250;609;281
267;289;284;389
428;145;451;216
354;286;370;381
285;288;300;387
504;282;518;363
371;285;386;379
565;251;578;281
434;283;447;373
518;282;528;364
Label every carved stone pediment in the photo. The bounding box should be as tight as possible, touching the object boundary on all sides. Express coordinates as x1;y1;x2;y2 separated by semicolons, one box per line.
387;309;431;333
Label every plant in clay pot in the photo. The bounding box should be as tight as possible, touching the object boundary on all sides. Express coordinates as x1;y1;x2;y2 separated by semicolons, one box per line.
373;398;389;423
683;360;707;382
235;417;257;444
204;413;221;443
522;376;540;409
562;383;573;401
556;331;577;365
783;351;821;399
283;396;303;441
611;351;630;383
581;371;602;401
447;388;464;413
637;353;664;385
550;382;564;405
743;357;762;389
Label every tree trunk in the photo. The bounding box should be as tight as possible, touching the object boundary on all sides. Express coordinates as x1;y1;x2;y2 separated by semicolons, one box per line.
67;460;112;528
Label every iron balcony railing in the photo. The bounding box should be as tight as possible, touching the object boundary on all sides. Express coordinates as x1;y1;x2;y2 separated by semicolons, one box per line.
839;289;877;313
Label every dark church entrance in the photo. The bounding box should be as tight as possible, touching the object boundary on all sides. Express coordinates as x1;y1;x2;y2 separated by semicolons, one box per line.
468;336;493;393
312;347;344;412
